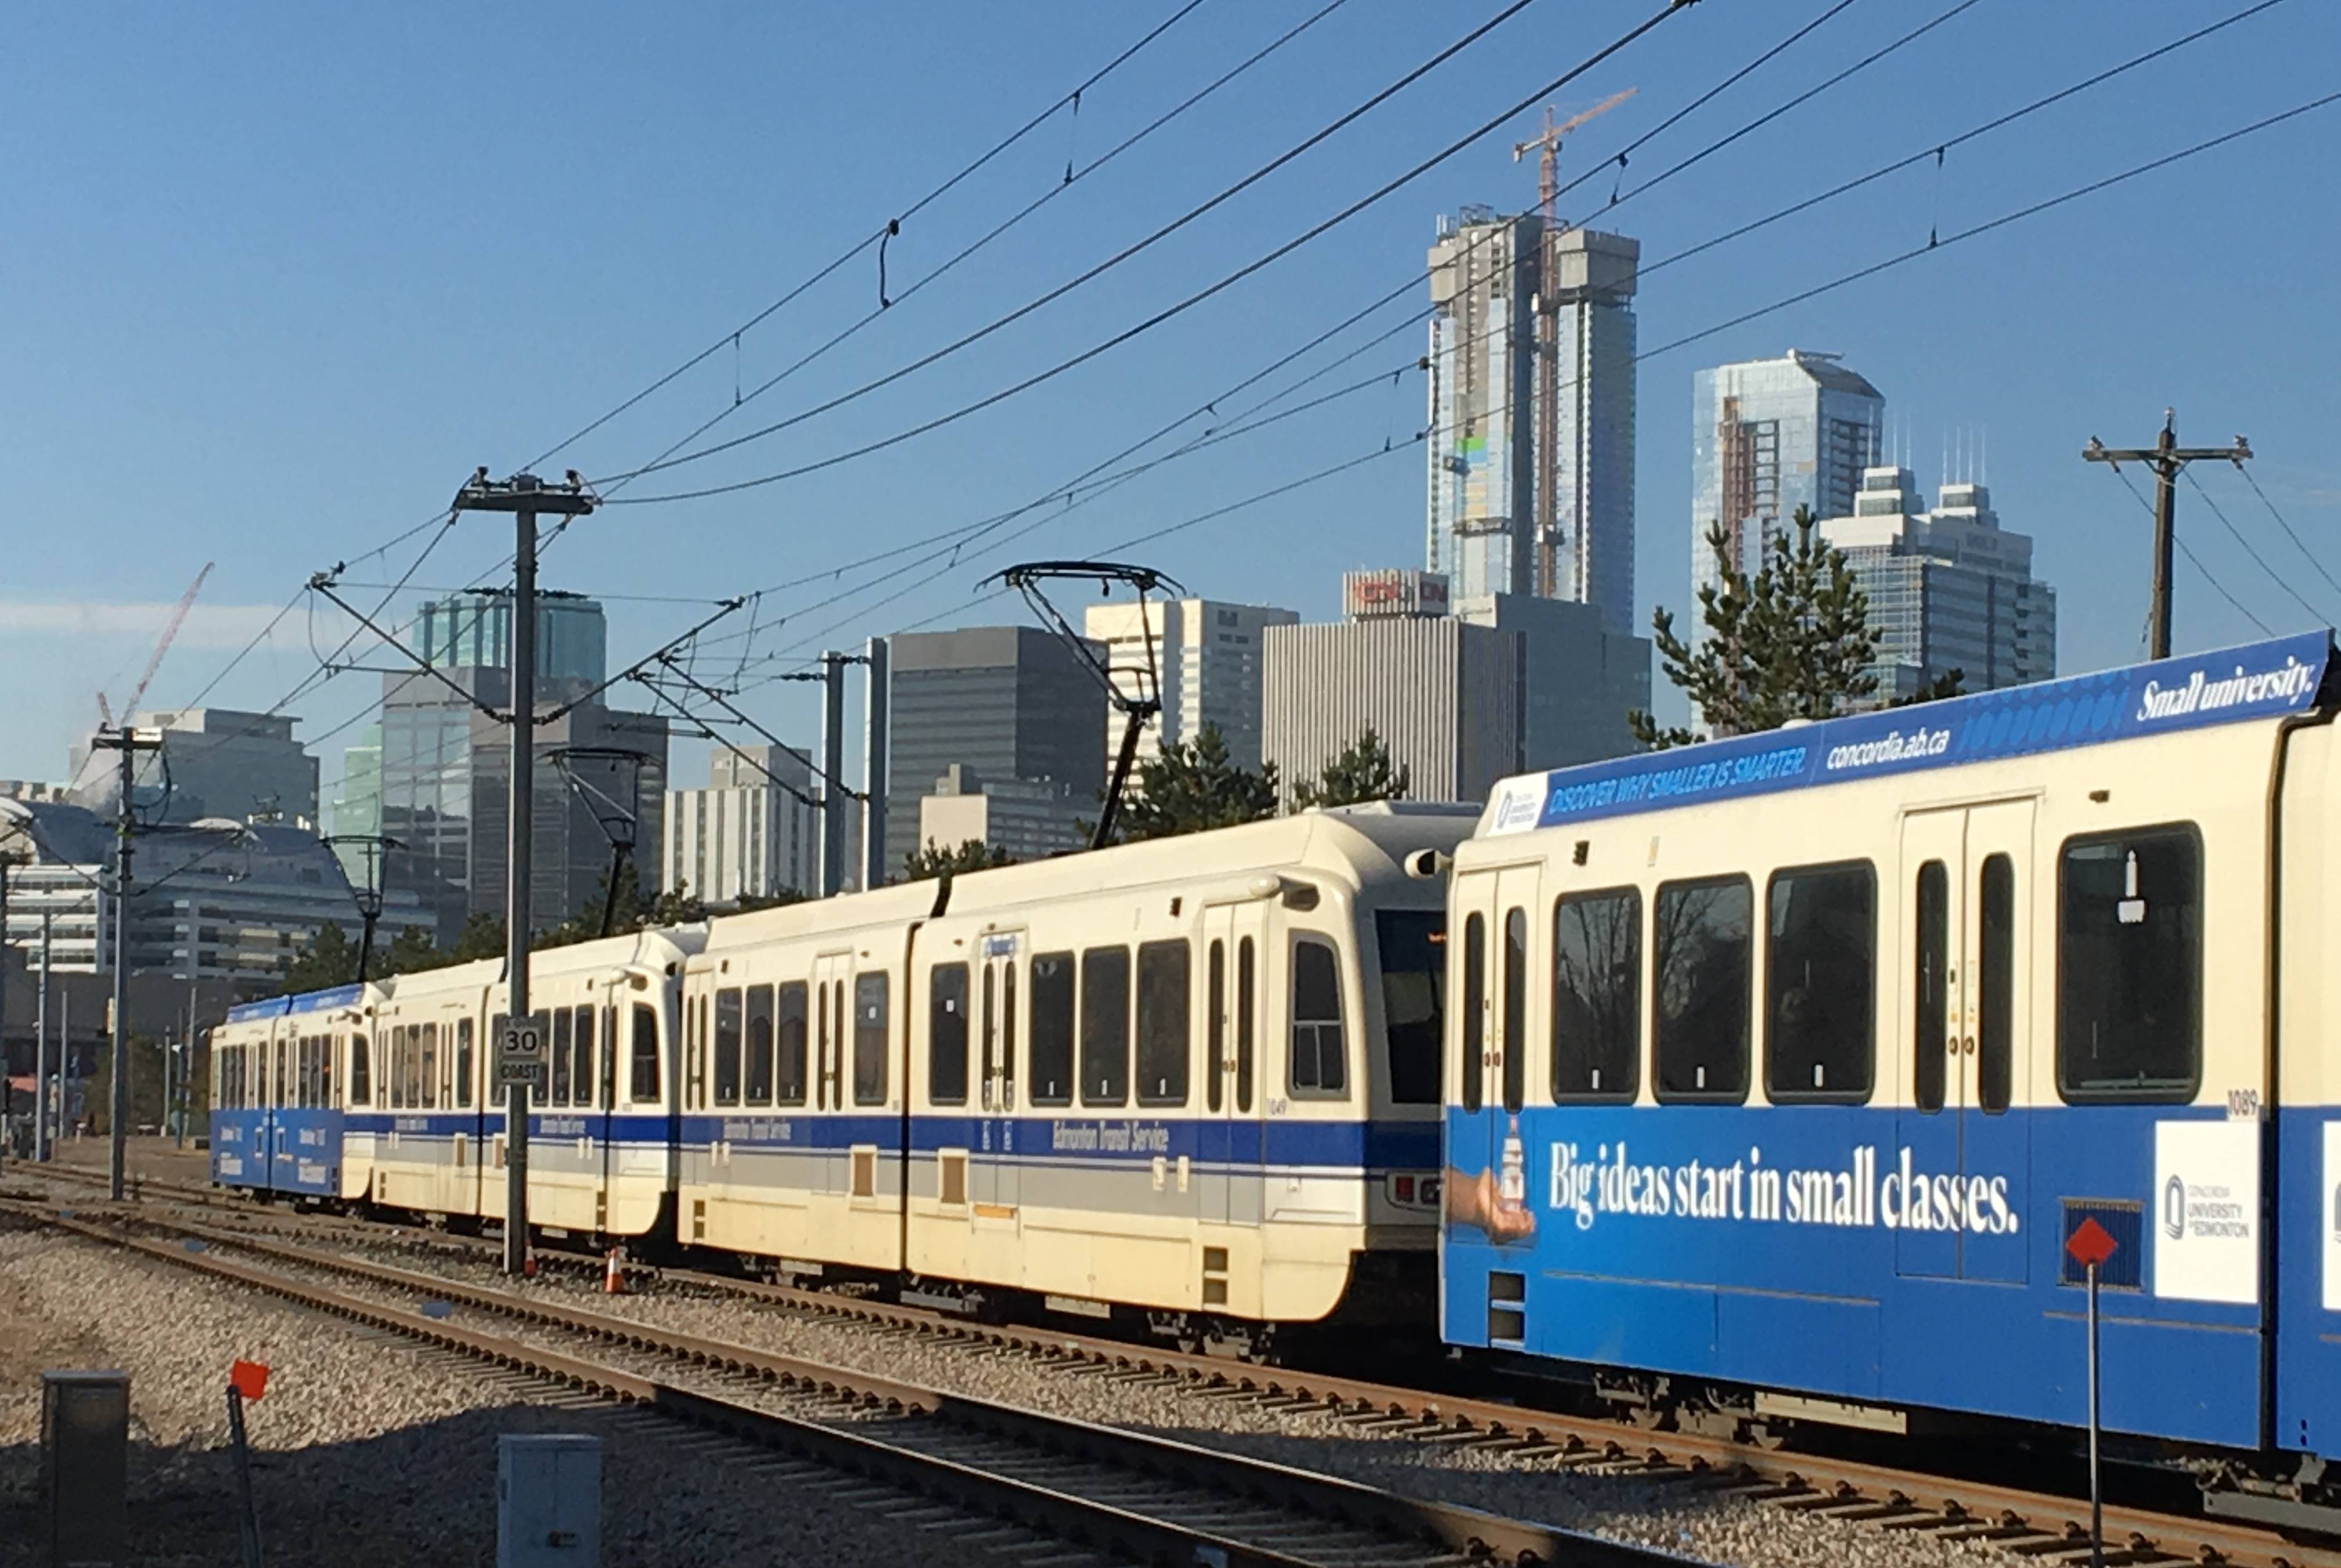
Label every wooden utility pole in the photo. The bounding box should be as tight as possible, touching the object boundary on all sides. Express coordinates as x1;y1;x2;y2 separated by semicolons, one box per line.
2084;410;2251;659
88;723;163;1199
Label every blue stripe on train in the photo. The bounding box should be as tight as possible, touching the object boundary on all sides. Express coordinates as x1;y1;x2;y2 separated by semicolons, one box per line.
336;1110;1440;1170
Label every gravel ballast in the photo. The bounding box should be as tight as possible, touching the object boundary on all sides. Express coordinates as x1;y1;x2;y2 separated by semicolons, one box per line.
0;1224;1011;1568
170;1217;2030;1568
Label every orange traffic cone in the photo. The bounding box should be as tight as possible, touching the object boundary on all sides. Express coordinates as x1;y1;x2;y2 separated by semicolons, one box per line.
603;1246;626;1295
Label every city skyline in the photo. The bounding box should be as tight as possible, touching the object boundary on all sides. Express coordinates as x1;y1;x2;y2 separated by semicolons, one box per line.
2;2;2334;788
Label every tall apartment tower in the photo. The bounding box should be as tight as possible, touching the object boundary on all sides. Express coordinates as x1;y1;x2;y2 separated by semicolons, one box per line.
1820;467;2058;700
1081;597;1298;773
1691;349;1884;602
1427;211;1638;630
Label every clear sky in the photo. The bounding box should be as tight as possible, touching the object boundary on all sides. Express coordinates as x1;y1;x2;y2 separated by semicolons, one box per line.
5;0;2335;794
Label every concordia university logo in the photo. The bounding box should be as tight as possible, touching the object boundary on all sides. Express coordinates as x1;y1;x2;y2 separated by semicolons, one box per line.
2163;1173;2188;1241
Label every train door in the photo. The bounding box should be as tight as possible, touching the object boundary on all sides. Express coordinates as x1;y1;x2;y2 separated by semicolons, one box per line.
975;933;1021;1214
1895;801;2034;1282
813;952;852;1202
1453;864;1540;1202
1200;901;1269;1225
266;1020;293;1195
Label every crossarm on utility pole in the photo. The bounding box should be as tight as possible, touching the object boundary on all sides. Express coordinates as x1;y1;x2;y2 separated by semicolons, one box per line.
2081;410;2251;659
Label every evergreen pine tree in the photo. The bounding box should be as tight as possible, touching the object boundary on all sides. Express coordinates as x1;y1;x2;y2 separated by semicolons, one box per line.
1113;723;1279;842
1293;728;1411;810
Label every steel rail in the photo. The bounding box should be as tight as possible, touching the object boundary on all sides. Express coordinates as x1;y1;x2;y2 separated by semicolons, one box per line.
5;1201;1679;1568
16;1162;2332;1568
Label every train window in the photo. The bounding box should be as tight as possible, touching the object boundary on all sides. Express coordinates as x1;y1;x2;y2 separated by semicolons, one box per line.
852;972;890;1106
744;986;775;1106
350;1034;371;1107
1206;942;1226;1112
455;1019;473;1109
1235;937;1256;1113
1136;939;1191;1107
276;1036;291;1106
1290;938;1346;1097
1764;862;1876;1103
930;963;970;1106
2058;825;2202;1102
423;1022;440;1109
1377;911;1445;1105
1501;910;1528;1113
551;1008;573;1106
630;1003;662;1104
713;988;742;1106
775;983;808;1105
1653;875;1752;1102
1080;947;1132;1107
387;1026;402;1108
573;1006;596;1111
1461;913;1486;1112
1977;854;2015;1113
1552;887;1640;1103
1028;953;1074;1107
1914;862;1948;1113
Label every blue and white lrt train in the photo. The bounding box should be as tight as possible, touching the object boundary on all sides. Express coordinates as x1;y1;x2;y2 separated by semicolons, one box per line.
211;805;1471;1352
1440;631;2341;1530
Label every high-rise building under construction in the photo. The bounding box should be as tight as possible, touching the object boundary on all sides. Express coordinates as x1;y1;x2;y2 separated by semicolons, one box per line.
1424;210;1638;633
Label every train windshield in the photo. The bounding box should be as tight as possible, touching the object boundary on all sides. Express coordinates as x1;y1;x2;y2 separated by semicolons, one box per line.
1377;910;1446;1104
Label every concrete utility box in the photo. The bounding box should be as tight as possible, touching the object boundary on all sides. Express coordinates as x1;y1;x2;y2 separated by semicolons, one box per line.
497;1433;602;1568
42;1369;129;1567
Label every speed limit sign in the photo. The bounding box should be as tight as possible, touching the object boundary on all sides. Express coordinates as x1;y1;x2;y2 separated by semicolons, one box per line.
495;1014;549;1090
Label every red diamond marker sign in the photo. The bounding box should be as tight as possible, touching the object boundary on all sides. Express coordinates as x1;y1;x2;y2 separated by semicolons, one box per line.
2065;1217;2119;1270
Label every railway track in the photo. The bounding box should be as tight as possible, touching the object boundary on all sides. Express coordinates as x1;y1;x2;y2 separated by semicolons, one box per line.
12;1160;2335;1568
1;1196;1671;1568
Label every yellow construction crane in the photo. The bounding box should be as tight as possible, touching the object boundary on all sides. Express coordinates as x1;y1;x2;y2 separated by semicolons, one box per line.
1512;88;1636;223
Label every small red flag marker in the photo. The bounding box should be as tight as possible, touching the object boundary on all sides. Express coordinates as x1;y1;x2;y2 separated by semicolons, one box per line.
228;1360;270;1402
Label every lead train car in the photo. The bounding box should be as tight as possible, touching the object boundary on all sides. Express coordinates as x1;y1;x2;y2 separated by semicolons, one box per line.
1439;630;2341;1528
677;803;1470;1346
210;983;369;1200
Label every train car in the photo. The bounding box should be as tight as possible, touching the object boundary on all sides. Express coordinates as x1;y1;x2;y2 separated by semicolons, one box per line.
676;802;1472;1349
355;927;701;1241
677;882;938;1273
1439;631;2341;1529
208;983;370;1201
903;805;1469;1348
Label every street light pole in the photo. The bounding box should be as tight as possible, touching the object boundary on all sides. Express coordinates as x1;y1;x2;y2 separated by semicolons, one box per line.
453;469;595;1275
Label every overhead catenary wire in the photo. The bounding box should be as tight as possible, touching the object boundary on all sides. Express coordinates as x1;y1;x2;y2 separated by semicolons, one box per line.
704;48;2325;669
523;0;1213;474
600;0;1357;497
594;0;1681;498
1638;0;2299;283
1638;88;2341;363
736;91;2341;681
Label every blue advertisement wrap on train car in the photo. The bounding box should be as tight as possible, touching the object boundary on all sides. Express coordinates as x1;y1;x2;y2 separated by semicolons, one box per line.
1441;1105;2266;1451
1482;632;2335;835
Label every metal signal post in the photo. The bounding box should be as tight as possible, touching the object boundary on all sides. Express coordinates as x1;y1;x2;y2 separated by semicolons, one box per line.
2084;410;2251;660
454;470;596;1274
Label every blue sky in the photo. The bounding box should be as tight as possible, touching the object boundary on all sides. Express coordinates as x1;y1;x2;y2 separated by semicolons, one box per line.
4;0;2335;793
